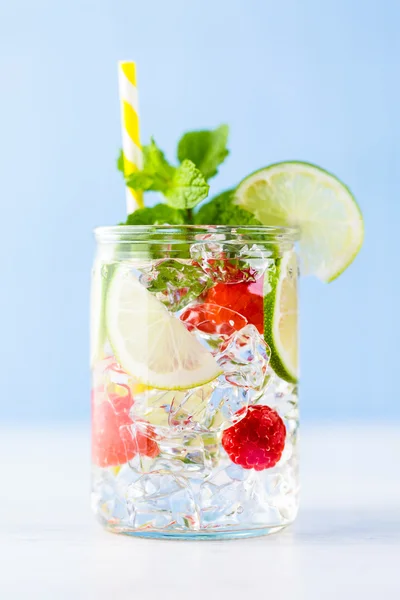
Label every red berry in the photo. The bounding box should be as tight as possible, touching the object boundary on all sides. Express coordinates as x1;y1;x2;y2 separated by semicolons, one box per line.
180;303;247;337
205;279;264;334
222;405;286;471
134;424;160;459
92;390;159;467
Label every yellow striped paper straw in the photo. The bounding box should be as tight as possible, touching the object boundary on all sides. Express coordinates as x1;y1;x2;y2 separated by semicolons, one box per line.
118;61;144;214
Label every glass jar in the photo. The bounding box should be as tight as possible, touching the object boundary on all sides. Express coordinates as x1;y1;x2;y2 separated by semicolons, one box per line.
91;225;299;539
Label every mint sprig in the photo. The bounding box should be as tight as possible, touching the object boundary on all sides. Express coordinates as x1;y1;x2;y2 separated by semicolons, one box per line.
117;125;230;225
125;139;174;193
177;124;229;181
125;139;209;213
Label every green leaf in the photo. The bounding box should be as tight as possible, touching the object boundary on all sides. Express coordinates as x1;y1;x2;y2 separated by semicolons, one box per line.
117;150;125;174
143;138;175;183
143;259;212;310
194;189;262;225
124;204;187;225
177;124;229;180
126;171;157;191
125;139;175;193
118;138;210;211
165;160;209;209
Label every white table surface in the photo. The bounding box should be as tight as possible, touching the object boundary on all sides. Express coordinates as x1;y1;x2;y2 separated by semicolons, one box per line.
1;424;399;599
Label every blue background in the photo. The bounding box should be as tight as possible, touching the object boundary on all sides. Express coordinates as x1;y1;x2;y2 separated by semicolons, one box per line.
0;0;398;422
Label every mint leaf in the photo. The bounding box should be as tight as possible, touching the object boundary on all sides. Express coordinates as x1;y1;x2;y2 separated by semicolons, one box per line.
143;138;175;183
124;204;186;225
120;139;209;211
143;259;212;311
117;150;125;174
177;124;229;180
195;189;262;225
125;139;175;193
165;160;209;209
126;171;157;191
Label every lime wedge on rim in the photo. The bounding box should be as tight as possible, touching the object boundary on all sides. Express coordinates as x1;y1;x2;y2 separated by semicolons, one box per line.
106;267;222;390
235;161;364;282
264;252;299;384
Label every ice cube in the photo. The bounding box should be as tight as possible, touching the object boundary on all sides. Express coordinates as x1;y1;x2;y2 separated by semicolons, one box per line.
199;467;289;528
217;324;271;394
238;244;275;281
202;379;251;432
168;384;213;428
191;242;274;284
130;388;176;428
226;463;248;481
115;463;142;492
139;259;211;311
141;377;250;434
256;457;300;522
91;466;132;526
199;470;258;527
156;430;216;479
180;303;247;354
142;325;273;434
126;471;200;530
257;370;298;422
129;325;272;437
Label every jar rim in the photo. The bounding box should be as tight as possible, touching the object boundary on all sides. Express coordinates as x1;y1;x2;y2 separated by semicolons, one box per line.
94;224;300;244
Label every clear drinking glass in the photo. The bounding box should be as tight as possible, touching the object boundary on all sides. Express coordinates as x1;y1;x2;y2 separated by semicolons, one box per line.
91;225;299;539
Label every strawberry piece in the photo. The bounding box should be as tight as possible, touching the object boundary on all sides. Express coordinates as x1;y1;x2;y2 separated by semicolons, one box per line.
205;279;264;334
222;405;286;471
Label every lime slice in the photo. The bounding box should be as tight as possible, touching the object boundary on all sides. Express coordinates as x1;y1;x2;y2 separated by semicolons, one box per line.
235;162;364;282
264;252;298;383
106;267;222;390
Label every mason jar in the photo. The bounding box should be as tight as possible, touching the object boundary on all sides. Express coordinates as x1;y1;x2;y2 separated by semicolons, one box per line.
91;225;299;539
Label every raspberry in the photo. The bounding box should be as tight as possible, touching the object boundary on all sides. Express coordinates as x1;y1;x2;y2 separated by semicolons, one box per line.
222;405;286;471
92;390;159;467
205;279;264;334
